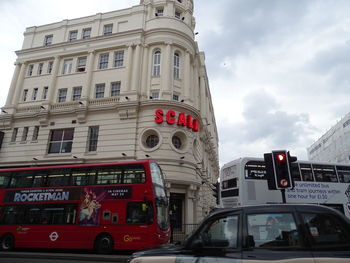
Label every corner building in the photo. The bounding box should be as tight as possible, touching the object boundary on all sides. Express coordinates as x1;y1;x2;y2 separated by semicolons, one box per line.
0;0;219;226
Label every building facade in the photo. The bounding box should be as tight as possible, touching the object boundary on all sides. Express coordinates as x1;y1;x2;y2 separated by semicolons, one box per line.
0;0;219;225
308;112;350;164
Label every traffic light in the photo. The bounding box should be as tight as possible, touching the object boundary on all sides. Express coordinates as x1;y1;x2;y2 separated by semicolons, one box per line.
272;150;293;189
264;150;297;190
211;182;220;205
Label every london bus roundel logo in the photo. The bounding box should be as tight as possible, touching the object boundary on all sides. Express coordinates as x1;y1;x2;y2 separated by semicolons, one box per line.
280;179;289;187
49;231;59;241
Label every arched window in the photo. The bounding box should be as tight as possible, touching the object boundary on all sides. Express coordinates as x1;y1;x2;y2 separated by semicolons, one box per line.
153;50;161;77
174;52;180;79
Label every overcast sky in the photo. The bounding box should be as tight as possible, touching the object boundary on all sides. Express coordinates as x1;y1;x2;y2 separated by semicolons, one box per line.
1;0;349;166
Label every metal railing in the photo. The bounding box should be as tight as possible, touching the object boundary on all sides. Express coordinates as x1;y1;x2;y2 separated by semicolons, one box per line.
170;223;199;243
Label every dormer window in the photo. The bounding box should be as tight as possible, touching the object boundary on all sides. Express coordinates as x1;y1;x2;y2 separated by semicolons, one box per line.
155;8;164;17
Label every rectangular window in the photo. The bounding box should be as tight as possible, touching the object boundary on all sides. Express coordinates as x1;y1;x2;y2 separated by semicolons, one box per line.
47;61;53;73
156;8;164;16
44;35;53;46
87;126;99;152
174;53;180;79
68;30;78;41
23;89;28;102
99;53;109;69
110;82;121;97
43;86;49;99
247;213;301;248
27;65;34;76
62;59;73;74
58;88;67;103
21;127;29;142
32;88;38;101
32;126;40;141
72;86;82;101
172;94;179;101
76;56;87;72
151;91;159;100
48;128;74;154
11;128;18;142
153;51;161;77
126;202;153;224
82;28;91;39
302;213;350;246
103;24;113;35
175;10;181;19
114;51;124;67
38;63;43;75
95;84;105;98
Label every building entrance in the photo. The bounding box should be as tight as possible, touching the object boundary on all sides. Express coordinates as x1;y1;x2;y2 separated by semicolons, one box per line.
169;193;184;230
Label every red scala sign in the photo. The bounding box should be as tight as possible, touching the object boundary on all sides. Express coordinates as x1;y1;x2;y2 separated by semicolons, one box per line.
154;109;199;132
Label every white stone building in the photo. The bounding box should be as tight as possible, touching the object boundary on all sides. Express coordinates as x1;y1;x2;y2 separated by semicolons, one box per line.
307;112;350;164
0;0;219;226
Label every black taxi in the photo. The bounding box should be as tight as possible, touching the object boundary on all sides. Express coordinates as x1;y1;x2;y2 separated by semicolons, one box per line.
130;204;350;263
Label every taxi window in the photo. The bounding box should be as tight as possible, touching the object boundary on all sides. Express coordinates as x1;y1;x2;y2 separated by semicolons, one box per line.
302;213;350;246
197;215;238;248
247;213;301;248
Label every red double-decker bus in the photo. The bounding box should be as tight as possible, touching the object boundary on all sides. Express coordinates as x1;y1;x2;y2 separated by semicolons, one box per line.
0;160;170;253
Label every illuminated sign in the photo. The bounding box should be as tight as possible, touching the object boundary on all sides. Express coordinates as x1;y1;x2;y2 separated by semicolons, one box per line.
154;109;199;132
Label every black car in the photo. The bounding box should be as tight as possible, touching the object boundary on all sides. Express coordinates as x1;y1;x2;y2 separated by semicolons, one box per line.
130;204;350;263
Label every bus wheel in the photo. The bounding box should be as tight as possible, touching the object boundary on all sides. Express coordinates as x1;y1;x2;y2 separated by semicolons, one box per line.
1;234;15;251
95;234;114;254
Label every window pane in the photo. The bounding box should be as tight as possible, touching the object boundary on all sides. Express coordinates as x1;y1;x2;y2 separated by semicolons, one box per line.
51;130;63;141
63;128;74;140
247;213;301;248
197;216;238;248
302;213;350;246
126;202;153;224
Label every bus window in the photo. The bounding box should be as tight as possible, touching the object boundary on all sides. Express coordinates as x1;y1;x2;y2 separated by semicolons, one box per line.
337;166;350;183
126;202;153;224
300;164;314;181
33;173;47;187
123;166;146;184
290;163;301;181
313;165;337;182
71;170;90;186
0;173;11;188
150;162;164;186
10;173;33;188
97;168;122;185
245;161;266;179
47;170;70;186
222;178;237;190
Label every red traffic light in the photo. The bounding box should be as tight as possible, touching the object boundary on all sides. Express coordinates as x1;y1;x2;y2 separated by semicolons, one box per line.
276;153;286;162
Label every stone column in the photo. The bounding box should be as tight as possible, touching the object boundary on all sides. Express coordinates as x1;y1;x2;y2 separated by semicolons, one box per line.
6;62;21;106
131;44;141;92
83;50;95;99
140;44;149;98
123;44;134;93
199;76;207;116
183;50;191;100
47;56;61;103
11;62;27;105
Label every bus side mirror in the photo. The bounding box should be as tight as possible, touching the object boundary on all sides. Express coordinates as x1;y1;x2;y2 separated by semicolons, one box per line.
246;235;255;248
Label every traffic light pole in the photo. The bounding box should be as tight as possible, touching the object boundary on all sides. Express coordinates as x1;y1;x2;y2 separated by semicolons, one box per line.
281;189;286;204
